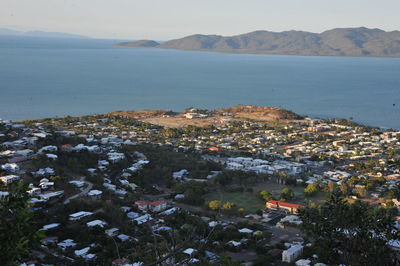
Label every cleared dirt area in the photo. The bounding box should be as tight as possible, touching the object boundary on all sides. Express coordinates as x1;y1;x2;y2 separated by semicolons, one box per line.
217;105;303;121
109;105;303;128
142;115;232;128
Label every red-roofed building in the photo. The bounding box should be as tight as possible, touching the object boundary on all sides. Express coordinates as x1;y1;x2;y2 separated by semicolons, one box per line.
149;200;167;212
209;147;219;152
135;200;149;211
266;200;303;214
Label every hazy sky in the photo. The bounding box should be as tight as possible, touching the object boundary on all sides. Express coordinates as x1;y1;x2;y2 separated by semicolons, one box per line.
1;0;400;40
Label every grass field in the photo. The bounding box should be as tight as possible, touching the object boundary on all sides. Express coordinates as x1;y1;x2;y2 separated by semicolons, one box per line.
204;191;265;213
204;182;328;213
253;182;327;204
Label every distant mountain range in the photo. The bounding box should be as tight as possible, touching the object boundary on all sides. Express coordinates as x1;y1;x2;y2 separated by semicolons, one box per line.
118;27;400;57
0;27;89;39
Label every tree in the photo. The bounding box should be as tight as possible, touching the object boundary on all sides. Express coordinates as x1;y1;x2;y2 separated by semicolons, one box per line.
208;200;221;210
280;188;294;201
340;182;351;196
222;202;235;210
0;182;40;265
259;190;273;201
298;191;399;265
356;186;367;198
304;183;318;197
387;183;400;200
326;181;337;193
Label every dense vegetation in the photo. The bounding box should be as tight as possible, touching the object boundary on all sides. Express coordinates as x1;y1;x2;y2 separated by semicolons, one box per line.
299;191;400;265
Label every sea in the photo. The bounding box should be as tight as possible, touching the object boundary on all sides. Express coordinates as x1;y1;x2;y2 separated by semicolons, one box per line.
0;35;399;129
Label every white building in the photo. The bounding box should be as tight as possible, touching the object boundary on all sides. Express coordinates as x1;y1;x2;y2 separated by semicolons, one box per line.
1;163;19;172
87;189;103;199
282;245;303;263
86;219;107;228
69;211;93;221
0;174;20;185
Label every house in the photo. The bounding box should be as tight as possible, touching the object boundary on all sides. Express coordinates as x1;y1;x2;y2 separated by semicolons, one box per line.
134;214;152;225
107;152;125;163
117;234;130;242
87;189;103;200
183;248;197;256
1;163;20;172
135;200;150;211
105;227;119;237
226;162;244;170
0;174;20;185
172;169;188;180
39;191;64;201
227;240;241;247
42;223;60;231
58;239;77;250
276;215;303;228
282;245;303;263
149;200;167;212
69;211;93;221
34;167;55;176
74;247;90;257
296;259;311;266
39;181;54;190
39;145;58;153
266;200;303;214
238;228;254;234
86;219;107;228
174;194;185;200
103;183;116;191
127;211;140;219
185;113;207;119
46;154;58;160
160;207;178;216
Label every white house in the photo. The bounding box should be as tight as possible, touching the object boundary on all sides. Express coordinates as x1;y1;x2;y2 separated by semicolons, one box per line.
87;189;103;200
134;214;152;225
69;211;93;221
86;219;107;228
105;227;119;236
42;223;60;231
58;239;77;250
39;145;58;153
0;174;20;185
1;163;20;172
282;245;303;263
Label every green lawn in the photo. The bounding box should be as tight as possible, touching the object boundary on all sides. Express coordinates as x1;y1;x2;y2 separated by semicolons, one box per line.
254;182;327;204
204;191;265;213
204;183;328;213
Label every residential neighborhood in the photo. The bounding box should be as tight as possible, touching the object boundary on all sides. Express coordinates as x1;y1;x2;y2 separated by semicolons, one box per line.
1;107;400;265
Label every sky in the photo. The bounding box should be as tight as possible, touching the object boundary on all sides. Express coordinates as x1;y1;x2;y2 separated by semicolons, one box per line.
1;0;400;40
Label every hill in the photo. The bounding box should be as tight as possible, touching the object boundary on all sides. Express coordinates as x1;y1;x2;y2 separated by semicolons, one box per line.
117;27;400;57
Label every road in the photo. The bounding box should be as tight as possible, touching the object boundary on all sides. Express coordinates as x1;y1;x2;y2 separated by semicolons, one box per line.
63;176;93;204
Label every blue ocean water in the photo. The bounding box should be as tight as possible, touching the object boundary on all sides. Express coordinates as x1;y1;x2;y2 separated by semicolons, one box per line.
0;35;399;128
